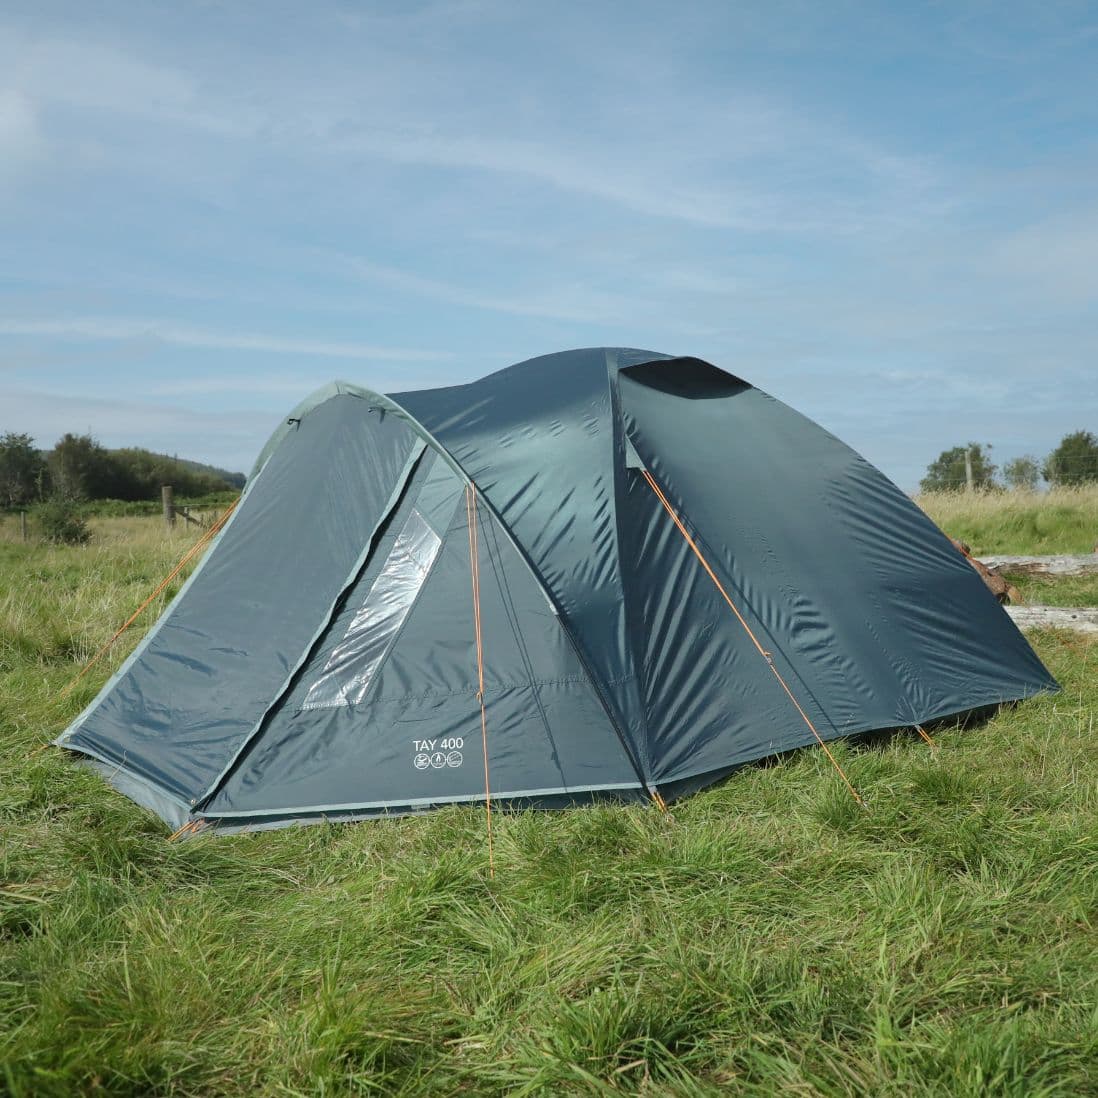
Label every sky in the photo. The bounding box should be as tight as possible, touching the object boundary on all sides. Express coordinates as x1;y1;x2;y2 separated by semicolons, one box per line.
2;1;1096;490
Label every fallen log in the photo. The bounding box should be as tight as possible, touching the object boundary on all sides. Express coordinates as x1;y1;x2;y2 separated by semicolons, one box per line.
978;555;1098;576
949;539;1021;603
1006;605;1098;634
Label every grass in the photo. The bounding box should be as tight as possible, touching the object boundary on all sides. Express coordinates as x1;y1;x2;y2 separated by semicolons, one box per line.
1004;574;1098;608
914;486;1098;605
917;484;1098;555
0;491;240;524
1;516;1096;1095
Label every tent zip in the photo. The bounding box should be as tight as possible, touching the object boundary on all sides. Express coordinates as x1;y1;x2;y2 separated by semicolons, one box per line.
191;441;429;813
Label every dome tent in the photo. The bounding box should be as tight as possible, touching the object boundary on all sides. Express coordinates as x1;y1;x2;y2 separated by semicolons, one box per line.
57;349;1057;834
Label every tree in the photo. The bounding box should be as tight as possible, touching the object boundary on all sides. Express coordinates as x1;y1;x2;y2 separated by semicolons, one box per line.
47;433;114;501
1003;454;1040;491
109;448;231;500
34;498;90;544
0;432;45;507
920;443;997;493
1042;430;1098;486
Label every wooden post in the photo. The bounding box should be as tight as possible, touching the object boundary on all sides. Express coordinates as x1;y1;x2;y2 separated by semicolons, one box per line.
20;511;27;542
162;484;175;529
964;448;974;492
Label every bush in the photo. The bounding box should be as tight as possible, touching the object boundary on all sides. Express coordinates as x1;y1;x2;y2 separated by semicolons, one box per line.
35;498;91;545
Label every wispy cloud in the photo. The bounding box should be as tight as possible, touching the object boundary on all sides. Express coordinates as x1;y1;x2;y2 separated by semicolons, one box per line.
2;31;247;137
0;19;942;235
0;317;451;362
342;256;649;324
138;368;471;399
990;208;1098;306
333;130;770;230
142;375;351;398
0;89;43;179
0;385;274;464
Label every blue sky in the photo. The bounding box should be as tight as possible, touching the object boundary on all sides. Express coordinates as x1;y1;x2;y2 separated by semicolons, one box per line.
2;1;1096;489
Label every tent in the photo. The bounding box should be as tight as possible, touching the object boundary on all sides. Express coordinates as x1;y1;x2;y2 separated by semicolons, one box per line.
57;349;1057;834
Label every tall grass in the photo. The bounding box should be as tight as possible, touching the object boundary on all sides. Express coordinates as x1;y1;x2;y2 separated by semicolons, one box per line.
917;484;1098;555
1005;573;1098;608
1;514;1096;1094
0;519;198;680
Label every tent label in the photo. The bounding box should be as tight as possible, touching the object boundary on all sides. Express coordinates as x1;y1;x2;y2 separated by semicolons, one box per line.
413;738;464;770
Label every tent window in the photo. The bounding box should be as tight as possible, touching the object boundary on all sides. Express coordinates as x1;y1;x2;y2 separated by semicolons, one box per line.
301;508;442;710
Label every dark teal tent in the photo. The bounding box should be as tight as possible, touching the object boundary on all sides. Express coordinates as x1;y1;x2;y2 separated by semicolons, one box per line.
57;349;1056;833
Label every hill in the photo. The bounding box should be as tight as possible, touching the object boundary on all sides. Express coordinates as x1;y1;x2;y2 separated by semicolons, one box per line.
174;457;247;490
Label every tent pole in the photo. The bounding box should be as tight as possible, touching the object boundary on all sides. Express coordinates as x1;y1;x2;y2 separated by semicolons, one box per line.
466;484;494;878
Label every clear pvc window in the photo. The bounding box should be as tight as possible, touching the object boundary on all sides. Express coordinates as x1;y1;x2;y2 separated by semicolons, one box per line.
301;508;442;709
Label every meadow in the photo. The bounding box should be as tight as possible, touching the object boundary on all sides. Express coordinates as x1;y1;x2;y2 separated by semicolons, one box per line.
916;484;1098;556
0;501;1095;1096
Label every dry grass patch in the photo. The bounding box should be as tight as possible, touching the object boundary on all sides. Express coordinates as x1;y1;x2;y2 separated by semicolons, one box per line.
917;484;1098;555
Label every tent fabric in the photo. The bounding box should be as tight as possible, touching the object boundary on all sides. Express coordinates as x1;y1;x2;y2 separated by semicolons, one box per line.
61;394;425;804
57;348;1058;834
199;449;643;823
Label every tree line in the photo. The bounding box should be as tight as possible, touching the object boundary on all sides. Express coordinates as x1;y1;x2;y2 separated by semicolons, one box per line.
0;431;244;508
921;430;1098;492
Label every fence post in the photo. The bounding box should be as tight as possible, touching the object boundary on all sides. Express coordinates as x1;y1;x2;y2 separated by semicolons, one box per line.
20;510;27;542
964;448;974;492
162;485;175;529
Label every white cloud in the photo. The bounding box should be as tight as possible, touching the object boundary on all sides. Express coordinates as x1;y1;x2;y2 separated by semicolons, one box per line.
343;256;651;324
0;19;942;235
324;104;942;235
0;317;451;362
990;209;1098;305
142;375;354;397
0;89;42;176
2;31;247;137
138;366;470;397
333;130;764;229
0;386;272;471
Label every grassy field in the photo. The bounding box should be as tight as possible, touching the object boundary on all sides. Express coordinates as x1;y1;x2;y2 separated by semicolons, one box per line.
916;486;1098;607
916;484;1098;556
1;508;1096;1095
1004;572;1098;608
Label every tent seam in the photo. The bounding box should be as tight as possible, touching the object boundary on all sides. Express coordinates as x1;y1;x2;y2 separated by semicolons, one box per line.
288;674;597;711
605;349;657;785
